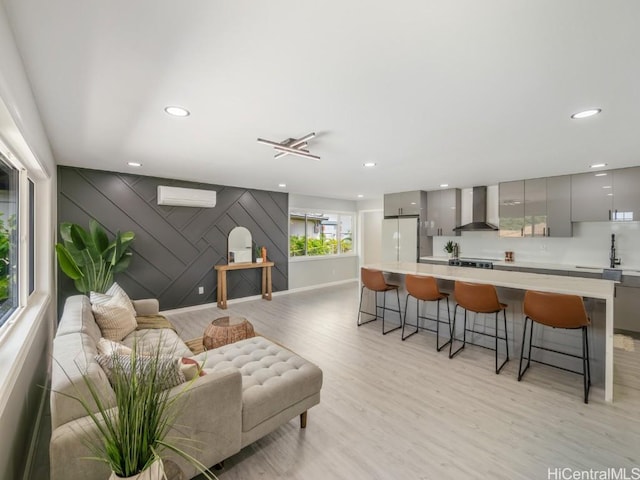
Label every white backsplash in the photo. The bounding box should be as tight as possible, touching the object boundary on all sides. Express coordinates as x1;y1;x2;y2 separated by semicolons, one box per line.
432;222;640;269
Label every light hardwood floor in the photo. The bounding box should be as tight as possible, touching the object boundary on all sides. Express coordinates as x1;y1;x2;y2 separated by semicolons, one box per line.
163;282;640;480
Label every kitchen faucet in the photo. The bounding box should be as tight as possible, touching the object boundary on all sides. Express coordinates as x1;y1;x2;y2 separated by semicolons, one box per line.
610;234;621;268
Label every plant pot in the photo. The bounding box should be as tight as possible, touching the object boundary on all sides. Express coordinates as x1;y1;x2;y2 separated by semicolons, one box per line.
109;458;164;480
256;258;264;264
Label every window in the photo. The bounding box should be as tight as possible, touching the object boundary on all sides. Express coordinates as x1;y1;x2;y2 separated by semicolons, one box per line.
289;211;355;257
0;152;18;325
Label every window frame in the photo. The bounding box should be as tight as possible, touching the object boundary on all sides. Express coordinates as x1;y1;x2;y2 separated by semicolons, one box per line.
0;142;34;330
289;209;356;260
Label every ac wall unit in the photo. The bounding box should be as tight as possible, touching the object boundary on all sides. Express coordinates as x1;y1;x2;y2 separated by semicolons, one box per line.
157;186;217;208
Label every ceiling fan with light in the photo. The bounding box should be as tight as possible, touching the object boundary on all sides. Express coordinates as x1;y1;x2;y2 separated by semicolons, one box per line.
257;132;320;160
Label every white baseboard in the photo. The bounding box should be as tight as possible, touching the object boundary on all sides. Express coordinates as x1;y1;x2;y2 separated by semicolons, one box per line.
161;278;358;315
286;278;357;294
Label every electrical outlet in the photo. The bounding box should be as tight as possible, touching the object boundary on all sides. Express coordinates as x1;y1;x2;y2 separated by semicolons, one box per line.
198;286;204;295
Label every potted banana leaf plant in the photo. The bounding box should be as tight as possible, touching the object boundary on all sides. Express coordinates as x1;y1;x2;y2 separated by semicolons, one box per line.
55;220;135;293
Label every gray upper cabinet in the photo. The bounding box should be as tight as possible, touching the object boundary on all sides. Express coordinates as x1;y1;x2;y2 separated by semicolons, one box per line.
499;180;525;237
571;171;613;222
426;188;461;236
524;178;547;236
500;176;572;237
612;166;640;221
546;175;572;237
384;191;425;217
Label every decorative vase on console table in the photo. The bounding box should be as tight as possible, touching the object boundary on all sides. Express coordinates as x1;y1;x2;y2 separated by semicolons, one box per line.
261;246;267;263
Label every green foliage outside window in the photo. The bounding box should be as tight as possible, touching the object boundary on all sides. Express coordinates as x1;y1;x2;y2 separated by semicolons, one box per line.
289;235;352;256
0;213;16;303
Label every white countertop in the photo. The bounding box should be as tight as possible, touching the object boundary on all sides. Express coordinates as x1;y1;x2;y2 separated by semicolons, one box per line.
368;261;615;300
419;256;640;277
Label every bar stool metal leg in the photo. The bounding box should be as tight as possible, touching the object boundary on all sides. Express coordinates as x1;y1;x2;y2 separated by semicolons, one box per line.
401;294;419;341
436;297;452;352
495;309;509;374
382;289;401;335
518;316;533;381
583;326;591;403
357;285;377;327
449;305;467;358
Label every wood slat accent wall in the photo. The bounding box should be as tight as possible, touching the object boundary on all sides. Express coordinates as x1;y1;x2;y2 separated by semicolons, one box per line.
57;166;288;310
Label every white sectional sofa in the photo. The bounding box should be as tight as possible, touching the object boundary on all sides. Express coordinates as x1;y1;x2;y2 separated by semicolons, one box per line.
50;295;323;480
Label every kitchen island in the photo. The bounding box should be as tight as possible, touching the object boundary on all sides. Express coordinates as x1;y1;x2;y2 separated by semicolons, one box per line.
364;262;616;402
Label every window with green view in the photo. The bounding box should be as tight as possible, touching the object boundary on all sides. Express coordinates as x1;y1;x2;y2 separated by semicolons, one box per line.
289;211;354;257
0;153;18;325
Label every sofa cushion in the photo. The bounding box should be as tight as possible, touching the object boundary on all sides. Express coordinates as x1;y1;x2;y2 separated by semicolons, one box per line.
55;296;103;343
51;333;116;429
196;337;323;432
121;328;193;358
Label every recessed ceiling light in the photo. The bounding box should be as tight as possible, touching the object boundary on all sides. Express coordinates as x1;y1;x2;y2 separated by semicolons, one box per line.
127;162;142;167
602;185;612;189
363;162;376;168
357;194;364;198
278;183;287;188
571;109;601;119
607;193;613;196
590;163;607;169
440;184;449;188
595;173;607;177
164;106;190;117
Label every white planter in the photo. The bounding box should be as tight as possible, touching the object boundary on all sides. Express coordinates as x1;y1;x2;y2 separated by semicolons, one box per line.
109;458;164;480
256;258;264;263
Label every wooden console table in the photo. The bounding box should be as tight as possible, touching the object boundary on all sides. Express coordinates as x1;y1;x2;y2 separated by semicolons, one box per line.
214;261;274;309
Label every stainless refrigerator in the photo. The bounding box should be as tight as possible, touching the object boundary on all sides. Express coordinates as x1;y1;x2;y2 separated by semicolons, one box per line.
381;217;419;262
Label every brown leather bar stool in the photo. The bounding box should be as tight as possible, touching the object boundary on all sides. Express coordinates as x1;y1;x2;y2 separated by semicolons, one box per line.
449;281;509;374
357;267;402;335
519;290;591;403
402;274;451;351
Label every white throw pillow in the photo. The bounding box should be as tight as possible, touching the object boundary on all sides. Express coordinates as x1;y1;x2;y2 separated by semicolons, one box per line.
97;337;133;356
90;282;137;318
179;358;204;381
92;303;137;341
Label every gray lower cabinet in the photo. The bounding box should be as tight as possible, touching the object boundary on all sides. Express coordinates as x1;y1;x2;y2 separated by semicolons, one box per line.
571;171;614;221
384;191;424;217
614;285;640;332
426;188;461;236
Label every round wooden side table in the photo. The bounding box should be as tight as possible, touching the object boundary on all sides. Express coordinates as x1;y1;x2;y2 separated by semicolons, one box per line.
203;316;255;350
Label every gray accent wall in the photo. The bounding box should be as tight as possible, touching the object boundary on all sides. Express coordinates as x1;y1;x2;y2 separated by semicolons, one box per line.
58;167;288;310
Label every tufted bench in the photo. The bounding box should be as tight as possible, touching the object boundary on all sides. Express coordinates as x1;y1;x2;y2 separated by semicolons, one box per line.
195;336;323;447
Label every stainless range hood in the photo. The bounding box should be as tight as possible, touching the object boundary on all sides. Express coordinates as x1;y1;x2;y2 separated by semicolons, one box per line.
453;186;498;231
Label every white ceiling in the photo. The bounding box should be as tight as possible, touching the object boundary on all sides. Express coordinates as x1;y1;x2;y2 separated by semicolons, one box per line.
4;1;640;200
